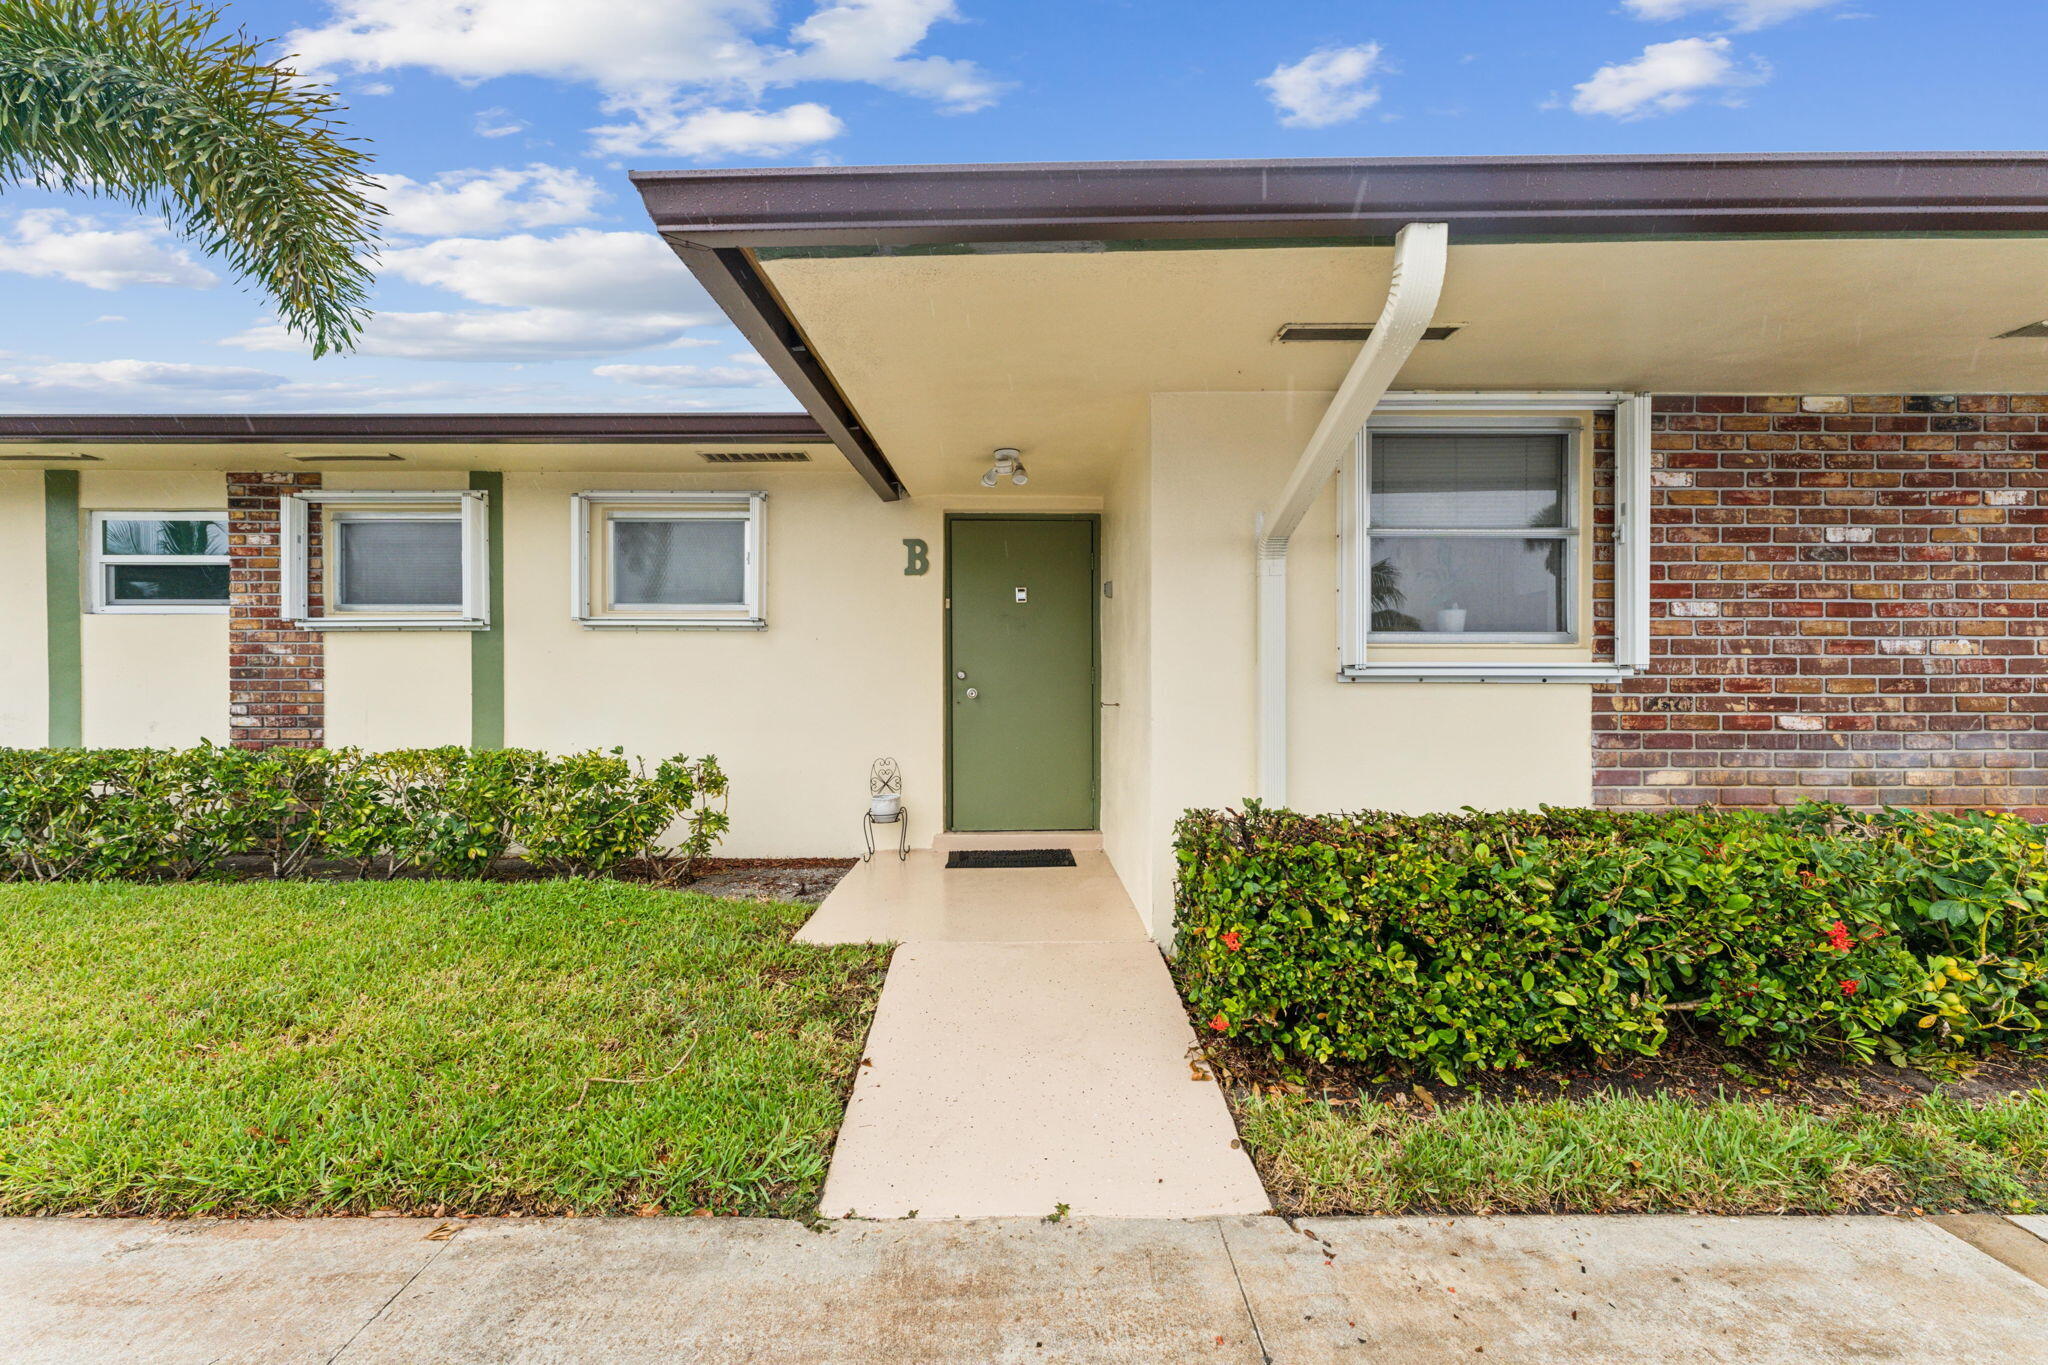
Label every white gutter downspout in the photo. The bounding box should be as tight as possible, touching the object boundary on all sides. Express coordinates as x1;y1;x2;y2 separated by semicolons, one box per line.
1255;221;1449;805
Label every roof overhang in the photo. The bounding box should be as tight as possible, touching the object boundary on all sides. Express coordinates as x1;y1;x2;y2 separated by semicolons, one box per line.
632;152;2048;501
0;412;835;472
0;412;827;444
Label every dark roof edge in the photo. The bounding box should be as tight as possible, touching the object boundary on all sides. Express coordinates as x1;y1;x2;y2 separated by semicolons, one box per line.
662;243;907;501
631;151;2048;248
0;412;831;444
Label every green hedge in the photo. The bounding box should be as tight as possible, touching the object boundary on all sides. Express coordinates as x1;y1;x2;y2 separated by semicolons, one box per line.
0;746;727;881
1174;803;2048;1083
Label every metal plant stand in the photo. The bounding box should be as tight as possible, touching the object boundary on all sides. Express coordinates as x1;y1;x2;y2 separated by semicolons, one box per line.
863;756;907;862
863;806;909;862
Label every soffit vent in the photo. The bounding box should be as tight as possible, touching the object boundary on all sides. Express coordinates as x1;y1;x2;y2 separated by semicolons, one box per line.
700;450;812;463
1277;323;1463;343
0;451;99;462
292;453;405;463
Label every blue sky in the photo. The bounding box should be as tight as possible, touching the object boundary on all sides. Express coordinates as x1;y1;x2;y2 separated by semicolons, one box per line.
3;0;2044;414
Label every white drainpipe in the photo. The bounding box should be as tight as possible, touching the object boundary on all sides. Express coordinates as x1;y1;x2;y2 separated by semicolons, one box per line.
1255;222;1450;805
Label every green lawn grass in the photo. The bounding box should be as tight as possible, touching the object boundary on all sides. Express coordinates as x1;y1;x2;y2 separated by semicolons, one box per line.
0;881;888;1217
1238;1089;2048;1217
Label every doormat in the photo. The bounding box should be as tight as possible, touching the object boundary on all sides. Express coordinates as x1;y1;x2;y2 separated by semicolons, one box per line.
945;848;1077;869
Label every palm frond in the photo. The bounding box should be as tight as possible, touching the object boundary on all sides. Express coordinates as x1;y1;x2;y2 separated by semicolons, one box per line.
0;0;382;355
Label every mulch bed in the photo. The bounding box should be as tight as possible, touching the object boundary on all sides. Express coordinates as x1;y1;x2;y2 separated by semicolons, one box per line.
1200;1029;2048;1113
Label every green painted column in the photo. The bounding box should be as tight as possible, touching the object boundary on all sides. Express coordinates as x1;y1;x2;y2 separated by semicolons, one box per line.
43;469;82;748
469;470;505;749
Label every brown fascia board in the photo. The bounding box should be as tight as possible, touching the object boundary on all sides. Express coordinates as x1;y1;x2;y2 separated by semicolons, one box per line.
633;151;2048;502
630;150;2048;248
0;412;829;443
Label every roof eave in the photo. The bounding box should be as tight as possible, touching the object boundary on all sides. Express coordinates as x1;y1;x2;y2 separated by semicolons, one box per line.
0;412;831;444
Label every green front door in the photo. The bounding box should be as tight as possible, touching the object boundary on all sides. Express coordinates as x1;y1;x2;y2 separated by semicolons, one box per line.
947;517;1099;832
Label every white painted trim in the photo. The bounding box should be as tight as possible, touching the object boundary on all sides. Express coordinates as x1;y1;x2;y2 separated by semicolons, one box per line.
85;510;230;614
284;489;489;631
570;490;766;629
1340;662;1638;683
1615;395;1655;673
1339;392;1655;682
1255;222;1450;805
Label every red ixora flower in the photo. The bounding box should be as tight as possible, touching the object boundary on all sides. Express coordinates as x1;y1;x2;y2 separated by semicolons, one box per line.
1221;931;1244;952
1825;921;1853;953
1840;979;1860;996
1209;1014;1230;1033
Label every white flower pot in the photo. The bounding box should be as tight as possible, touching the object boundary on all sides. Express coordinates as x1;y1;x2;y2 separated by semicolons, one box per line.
1435;607;1468;633
869;793;902;819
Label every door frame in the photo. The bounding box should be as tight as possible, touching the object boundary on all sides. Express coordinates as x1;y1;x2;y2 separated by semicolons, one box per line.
942;513;1102;832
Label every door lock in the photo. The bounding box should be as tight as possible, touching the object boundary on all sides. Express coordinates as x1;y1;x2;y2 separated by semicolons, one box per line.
964;688;978;699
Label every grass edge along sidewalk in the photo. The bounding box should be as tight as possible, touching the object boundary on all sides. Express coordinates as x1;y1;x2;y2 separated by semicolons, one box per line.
0;880;887;1218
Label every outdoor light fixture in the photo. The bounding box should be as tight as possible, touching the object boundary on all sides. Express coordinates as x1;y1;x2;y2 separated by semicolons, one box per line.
980;447;1029;488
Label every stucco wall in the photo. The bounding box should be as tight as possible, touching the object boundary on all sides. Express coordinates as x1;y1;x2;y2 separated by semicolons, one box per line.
500;466;946;859
75;471;229;748
316;470;473;749
0;472;48;746
1097;417;1156;928
1138;391;1597;929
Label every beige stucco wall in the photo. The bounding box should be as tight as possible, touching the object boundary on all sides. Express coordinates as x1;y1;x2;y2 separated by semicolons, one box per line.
76;471;228;748
500;465;951;859
1134;391;1596;932
317;470;473;749
1097;416;1155;924
0;472;47;746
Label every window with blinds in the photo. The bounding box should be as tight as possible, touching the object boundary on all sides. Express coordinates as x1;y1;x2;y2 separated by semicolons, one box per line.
334;515;466;610
1363;430;1575;641
572;492;765;628
281;490;488;629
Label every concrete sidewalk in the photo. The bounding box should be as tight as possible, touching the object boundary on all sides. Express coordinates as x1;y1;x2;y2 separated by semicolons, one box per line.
801;854;1268;1220
7;1213;2048;1363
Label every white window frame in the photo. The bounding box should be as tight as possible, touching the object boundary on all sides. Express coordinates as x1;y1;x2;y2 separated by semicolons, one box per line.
283;489;489;630
570;491;766;630
1339;391;1652;684
86;510;230;614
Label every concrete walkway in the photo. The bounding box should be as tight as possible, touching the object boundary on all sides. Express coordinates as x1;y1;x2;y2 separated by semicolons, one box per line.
799;854;1268;1219
8;1213;2048;1363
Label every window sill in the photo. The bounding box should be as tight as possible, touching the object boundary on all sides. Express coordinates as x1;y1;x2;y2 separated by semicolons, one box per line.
89;605;229;616
1340;663;1638;684
576;617;767;631
293;617;489;632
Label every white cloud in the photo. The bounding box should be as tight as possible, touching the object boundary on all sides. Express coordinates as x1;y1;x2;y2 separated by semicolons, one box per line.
32;360;287;391
595;360;778;387
357;80;394;95
374;164;606;236
223;227;719;361
1260;44;1384;129
287;0;998;159
0;209;218;291
0;360;558;412
1623;0;1839;30
590;101;843;157
473;107;527;138
377;229;703;312
228;308;712;361
1571;36;1766;118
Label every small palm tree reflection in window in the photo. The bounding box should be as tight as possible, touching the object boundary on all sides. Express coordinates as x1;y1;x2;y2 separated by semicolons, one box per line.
1370;557;1421;632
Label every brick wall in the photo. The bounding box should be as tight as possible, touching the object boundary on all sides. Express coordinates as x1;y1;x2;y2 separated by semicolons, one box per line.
227;472;324;748
1594;395;2048;816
